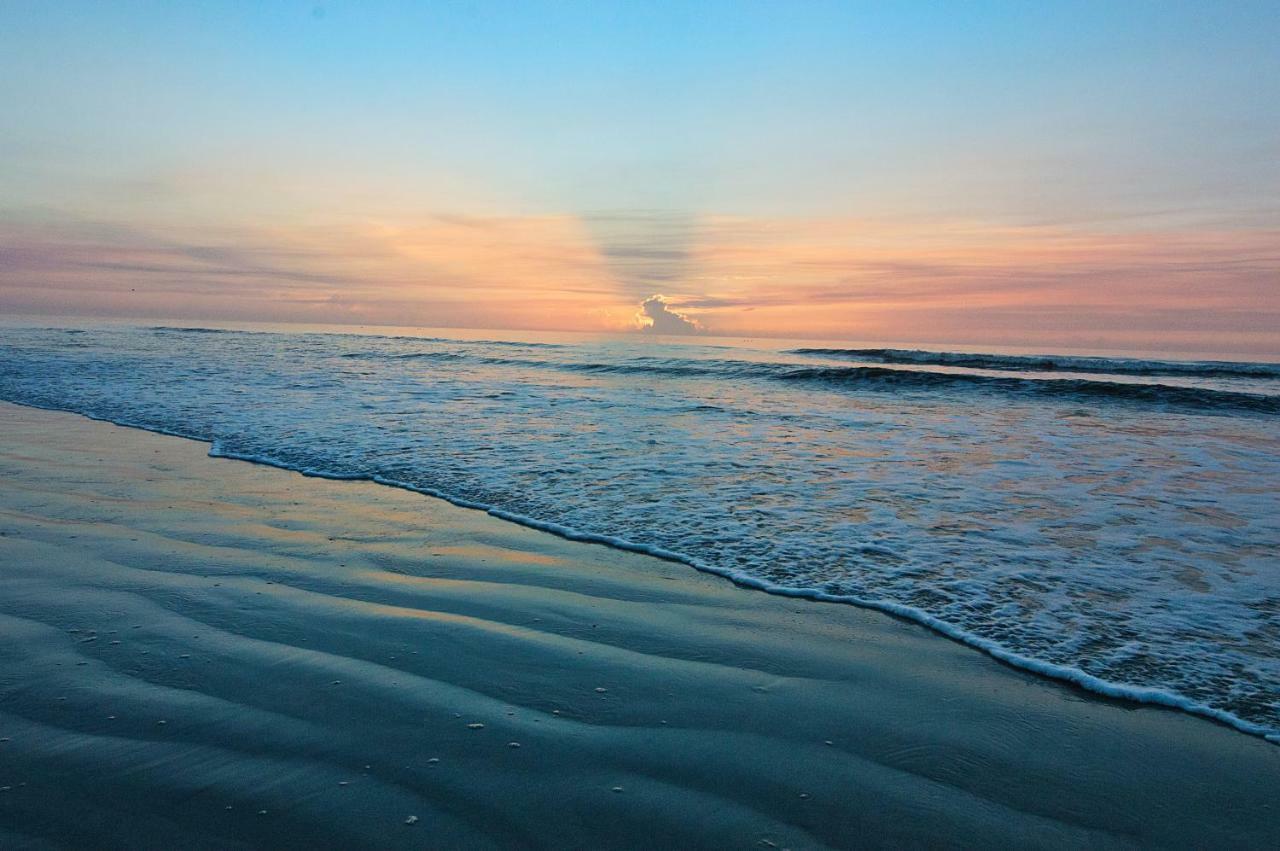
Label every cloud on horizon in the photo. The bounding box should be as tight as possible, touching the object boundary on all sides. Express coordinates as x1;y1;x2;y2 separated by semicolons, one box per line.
3;208;1278;354
637;294;702;335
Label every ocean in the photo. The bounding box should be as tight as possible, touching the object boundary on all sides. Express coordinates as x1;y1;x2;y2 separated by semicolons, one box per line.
2;321;1277;740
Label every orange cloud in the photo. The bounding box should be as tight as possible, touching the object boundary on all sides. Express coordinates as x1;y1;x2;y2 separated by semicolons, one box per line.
669;217;1280;352
2;210;1276;354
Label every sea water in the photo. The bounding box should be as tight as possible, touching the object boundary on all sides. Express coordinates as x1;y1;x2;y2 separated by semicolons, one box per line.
2;322;1277;739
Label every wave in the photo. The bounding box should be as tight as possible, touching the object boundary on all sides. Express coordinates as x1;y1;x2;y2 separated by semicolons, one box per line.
458;355;1280;414
4;320;1278;743
367;337;566;349
42;329;1280;414
4;394;1275;745
775;365;1280;414
149;325;565;349
339;350;467;362
149;325;231;334
792;347;1280;379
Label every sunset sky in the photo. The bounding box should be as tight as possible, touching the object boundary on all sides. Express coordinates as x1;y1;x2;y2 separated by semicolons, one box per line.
2;1;1277;353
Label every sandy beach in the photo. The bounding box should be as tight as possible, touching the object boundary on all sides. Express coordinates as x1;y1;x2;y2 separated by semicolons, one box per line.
0;400;1277;849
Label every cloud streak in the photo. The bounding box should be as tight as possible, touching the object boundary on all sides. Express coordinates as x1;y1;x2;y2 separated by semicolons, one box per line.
2;208;1277;353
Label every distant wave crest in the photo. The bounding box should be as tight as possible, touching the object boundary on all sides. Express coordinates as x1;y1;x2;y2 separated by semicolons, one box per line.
149;326;231;334
792;347;1280;380
460;355;1280;414
775;365;1280;413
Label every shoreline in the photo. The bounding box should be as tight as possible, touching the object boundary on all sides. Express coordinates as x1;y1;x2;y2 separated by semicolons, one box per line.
2;401;1278;848
6;397;1275;745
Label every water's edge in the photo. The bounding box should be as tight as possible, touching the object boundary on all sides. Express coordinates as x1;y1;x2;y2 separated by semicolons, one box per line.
7;397;1276;746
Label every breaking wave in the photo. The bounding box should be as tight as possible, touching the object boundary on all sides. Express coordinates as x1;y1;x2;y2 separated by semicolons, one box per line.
2;323;1278;742
792;347;1280;380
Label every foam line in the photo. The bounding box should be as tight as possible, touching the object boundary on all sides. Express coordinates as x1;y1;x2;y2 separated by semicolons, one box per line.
4;398;1273;745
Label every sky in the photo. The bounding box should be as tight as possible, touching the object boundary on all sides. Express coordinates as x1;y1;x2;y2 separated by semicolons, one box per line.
1;1;1278;354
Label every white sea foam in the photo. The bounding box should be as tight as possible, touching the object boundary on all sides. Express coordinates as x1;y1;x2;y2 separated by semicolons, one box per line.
2;324;1278;741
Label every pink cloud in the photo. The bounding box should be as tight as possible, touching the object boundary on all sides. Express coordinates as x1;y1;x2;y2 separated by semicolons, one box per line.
2;210;1276;354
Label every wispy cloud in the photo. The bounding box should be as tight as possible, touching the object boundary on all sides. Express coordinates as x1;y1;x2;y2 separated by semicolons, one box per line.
668;216;1280;350
579;210;700;300
0;212;625;328
2;208;1277;353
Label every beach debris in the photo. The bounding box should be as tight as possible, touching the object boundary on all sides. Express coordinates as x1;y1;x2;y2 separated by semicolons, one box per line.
467;723;485;730
404;815;419;826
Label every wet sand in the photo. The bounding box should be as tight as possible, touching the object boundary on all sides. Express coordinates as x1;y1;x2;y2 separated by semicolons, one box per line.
0;401;1277;849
